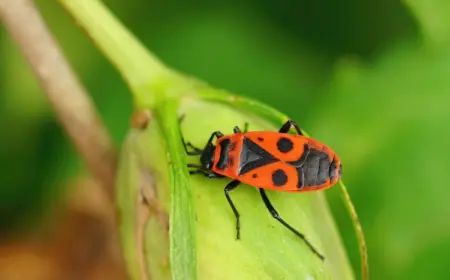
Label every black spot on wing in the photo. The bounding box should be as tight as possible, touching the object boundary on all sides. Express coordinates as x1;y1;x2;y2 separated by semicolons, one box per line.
277;137;294;153
272;169;288;187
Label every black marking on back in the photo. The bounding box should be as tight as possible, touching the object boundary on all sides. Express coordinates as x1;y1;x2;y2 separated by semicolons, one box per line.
216;139;231;170
238;137;277;175
257;137;264;142
252;173;258;178
277;137;294;153
301;149;331;186
272;169;288;186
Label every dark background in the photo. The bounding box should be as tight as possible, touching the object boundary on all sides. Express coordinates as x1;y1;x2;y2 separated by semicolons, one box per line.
1;0;449;279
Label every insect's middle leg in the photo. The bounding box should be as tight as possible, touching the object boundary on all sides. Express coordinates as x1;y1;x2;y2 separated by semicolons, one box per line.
224;180;242;239
258;189;325;261
279;119;303;135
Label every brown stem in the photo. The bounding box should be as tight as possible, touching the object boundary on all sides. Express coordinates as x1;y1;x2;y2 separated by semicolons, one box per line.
0;0;117;202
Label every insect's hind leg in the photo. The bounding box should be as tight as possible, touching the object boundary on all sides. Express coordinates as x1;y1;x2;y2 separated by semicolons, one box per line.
258;189;325;261
279;119;303;135
224;180;242;239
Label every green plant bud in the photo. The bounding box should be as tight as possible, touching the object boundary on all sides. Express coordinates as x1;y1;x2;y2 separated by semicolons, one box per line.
58;1;366;279
116;96;354;280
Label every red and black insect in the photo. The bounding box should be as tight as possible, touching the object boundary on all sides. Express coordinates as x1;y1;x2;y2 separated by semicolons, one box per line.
182;119;342;261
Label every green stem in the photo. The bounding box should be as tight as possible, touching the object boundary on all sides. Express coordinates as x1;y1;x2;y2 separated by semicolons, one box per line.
58;0;173;107
155;99;197;280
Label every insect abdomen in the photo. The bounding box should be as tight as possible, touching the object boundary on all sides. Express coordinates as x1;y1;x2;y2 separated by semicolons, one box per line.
302;149;332;187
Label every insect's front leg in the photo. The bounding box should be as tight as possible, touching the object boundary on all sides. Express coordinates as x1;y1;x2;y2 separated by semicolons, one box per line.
203;131;224;147
187;164;223;179
179;114;204;155
182;137;204;156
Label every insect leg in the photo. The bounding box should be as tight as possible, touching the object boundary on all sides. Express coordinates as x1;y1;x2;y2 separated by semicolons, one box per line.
187;163;213;176
187;142;203;152
279;119;303;135
204;131;224;147
187;163;205;169
224;180;242;239
259;189;325;261
187;163;206;175
182;138;203;155
179;115;204;155
187;164;223;179
189;170;206;175
183;130;224;156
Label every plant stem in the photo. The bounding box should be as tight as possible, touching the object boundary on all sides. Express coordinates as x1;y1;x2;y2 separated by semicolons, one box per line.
0;0;117;201
156;100;197;280
58;0;173;106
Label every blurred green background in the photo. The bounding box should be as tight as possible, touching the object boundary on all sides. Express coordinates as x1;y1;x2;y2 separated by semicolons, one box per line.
1;0;450;279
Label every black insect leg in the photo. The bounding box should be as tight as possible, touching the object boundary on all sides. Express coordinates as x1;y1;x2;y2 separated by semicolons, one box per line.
179;115;203;155
187;164;222;178
279;119;304;135
181;128;203;155
204;131;224;146
187;142;203;153
189;169;207;176
187;163;207;174
259;189;325;261
182;138;203;155
224;180;242;239
182;130;223;156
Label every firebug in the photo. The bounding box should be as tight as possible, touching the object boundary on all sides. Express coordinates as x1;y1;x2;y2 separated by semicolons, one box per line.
182;118;342;261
